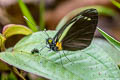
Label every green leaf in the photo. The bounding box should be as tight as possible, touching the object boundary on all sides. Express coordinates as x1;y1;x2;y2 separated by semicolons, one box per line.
39;0;45;30
1;72;17;80
56;6;118;30
94;38;120;65
0;60;9;71
0;31;120;80
111;0;120;8
97;27;120;51
8;72;17;80
0;34;6;51
2;24;32;38
17;0;38;32
0;34;5;44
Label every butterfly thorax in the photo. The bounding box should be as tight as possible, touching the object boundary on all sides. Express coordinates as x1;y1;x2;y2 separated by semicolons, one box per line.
46;38;62;51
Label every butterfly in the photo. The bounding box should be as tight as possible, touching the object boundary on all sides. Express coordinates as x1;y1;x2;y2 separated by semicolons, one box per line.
46;8;98;52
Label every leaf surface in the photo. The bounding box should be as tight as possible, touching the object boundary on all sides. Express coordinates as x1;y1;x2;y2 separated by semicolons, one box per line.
0;31;120;80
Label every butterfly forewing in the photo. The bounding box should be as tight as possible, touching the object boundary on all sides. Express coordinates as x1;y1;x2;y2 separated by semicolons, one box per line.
53;11;83;42
54;8;98;51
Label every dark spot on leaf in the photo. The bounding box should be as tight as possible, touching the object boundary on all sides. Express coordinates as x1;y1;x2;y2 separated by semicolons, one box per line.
31;48;39;54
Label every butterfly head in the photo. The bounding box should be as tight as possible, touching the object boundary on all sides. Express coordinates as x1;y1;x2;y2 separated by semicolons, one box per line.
46;38;62;51
46;38;53;45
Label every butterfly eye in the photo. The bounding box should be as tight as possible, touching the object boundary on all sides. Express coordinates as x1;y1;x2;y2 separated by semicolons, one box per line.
48;39;52;43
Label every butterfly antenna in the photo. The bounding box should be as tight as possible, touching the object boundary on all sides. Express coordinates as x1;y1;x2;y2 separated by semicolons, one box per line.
43;29;50;38
24;16;50;38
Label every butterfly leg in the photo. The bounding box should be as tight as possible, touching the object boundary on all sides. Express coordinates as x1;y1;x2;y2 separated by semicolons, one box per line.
63;51;74;64
58;51;64;66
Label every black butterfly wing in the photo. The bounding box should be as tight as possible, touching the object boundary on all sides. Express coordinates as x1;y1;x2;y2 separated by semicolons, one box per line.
62;9;98;51
53;8;98;51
